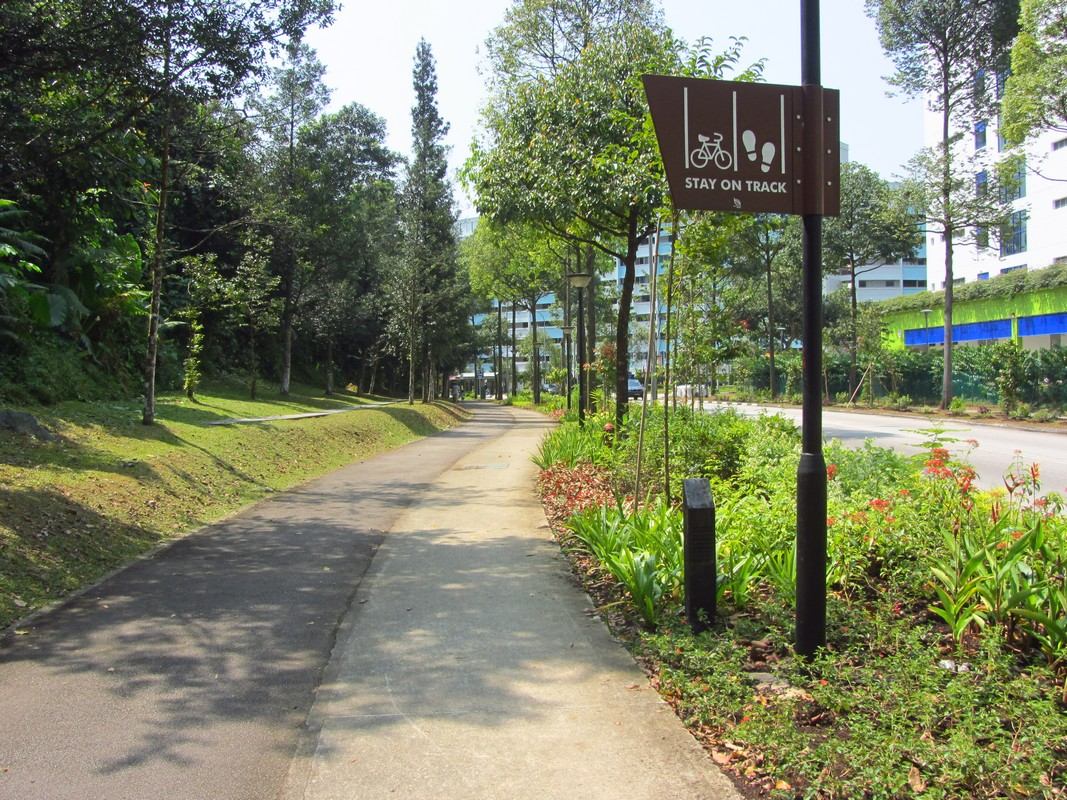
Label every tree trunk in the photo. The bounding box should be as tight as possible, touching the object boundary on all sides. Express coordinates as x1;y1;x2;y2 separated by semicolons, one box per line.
407;329;416;405
407;266;418;404
848;259;858;396
766;255;777;400
249;321;258;400
563;259;572;409
940;93;955;410
142;18;172;426
584;246;597;409
615;213;640;429
530;297;541;405
511;303;517;397
324;338;334;395
279;313;293;396
496;301;503;400
663;216;678;503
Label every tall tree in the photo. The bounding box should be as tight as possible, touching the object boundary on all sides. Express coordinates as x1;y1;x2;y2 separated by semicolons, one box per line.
868;0;1015;408
823;162;922;394
732;215;795;400
674;212;751;399
138;0;336;423
250;42;331;396
464;221;561;403
1001;0;1067;146
470;22;678;427
484;0;662;82
390;40;458;404
294;103;398;393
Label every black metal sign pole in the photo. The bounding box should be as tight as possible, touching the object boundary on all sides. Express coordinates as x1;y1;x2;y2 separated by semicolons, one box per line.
796;0;827;657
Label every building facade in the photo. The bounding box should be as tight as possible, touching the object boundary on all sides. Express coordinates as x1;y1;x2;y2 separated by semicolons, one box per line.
923;110;1067;290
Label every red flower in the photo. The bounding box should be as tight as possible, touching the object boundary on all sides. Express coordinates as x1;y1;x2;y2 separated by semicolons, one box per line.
826;463;838;481
868;498;891;512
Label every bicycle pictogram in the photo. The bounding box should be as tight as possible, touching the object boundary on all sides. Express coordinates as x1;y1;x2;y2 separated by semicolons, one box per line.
689;133;732;170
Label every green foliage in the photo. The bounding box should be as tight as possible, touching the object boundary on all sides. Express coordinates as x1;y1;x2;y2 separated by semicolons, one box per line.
1001;0;1067;145
0;332;133;405
531;422;603;469
182;317;205;399
567;499;681;625
880;262;1067;315
540;406;1067;794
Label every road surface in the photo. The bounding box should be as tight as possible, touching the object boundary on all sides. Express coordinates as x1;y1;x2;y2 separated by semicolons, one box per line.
702;401;1067;492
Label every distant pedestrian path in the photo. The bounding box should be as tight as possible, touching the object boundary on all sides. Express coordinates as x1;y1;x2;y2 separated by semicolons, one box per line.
206;399;402;425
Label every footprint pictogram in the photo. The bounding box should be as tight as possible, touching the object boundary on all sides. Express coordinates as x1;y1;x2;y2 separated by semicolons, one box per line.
742;130;757;162
761;142;776;173
742;130;778;173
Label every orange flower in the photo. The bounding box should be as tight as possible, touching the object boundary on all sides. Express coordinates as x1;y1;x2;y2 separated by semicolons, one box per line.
869;498;890;512
826;464;838;481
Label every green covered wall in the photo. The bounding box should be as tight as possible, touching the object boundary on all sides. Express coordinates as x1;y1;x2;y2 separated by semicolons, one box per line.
883;285;1067;349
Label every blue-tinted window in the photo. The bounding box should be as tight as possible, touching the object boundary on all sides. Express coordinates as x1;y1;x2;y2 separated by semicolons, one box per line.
1001;159;1026;202
1000;211;1027;256
995;69;1008;99
978;272;989;280
975;120;987;149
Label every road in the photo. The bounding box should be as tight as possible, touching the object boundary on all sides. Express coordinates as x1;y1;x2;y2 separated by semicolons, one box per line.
0;409;513;800
700;401;1067;493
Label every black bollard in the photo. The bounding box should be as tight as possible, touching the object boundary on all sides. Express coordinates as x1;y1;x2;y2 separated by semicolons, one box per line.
682;478;716;633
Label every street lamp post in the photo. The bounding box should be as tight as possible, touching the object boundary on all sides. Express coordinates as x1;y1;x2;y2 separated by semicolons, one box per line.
568;272;593;426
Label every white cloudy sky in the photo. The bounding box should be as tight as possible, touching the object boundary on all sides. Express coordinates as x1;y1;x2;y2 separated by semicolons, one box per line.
304;0;925;214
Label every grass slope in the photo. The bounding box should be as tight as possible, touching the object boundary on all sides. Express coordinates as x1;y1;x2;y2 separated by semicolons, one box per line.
0;383;468;629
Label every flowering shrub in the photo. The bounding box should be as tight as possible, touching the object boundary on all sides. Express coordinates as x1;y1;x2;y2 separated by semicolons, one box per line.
537;414;1067;690
534;411;1067;796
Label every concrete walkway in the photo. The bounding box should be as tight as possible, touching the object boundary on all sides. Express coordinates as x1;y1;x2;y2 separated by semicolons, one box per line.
284;404;740;800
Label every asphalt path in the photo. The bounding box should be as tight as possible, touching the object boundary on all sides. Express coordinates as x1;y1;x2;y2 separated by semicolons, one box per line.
0;405;511;800
701;401;1067;492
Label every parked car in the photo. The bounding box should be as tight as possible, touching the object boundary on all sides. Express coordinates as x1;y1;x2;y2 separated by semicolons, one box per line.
626;377;644;399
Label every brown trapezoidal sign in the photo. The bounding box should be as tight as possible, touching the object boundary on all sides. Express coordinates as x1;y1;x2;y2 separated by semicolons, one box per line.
643;74;839;216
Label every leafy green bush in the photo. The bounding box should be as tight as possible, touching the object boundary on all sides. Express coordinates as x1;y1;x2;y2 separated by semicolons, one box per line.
567;499;682;626
531;421;604;469
0;332;134;405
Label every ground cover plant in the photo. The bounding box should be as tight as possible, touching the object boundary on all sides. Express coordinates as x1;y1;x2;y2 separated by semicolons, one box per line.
536;407;1067;798
0;382;467;629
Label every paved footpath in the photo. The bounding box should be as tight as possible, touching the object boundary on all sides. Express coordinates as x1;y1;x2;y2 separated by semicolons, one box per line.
283;404;738;800
0;403;739;800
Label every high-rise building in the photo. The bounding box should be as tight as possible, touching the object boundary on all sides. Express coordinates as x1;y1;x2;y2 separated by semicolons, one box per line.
923;110;1067;290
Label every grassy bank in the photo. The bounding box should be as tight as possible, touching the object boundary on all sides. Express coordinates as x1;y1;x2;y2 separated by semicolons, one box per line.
0;383;468;629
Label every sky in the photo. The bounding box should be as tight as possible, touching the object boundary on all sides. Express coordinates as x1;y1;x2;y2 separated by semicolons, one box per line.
303;1;926;215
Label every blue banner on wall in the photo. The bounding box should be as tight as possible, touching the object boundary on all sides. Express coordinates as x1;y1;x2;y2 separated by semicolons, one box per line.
1019;312;1067;337
904;318;1011;346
